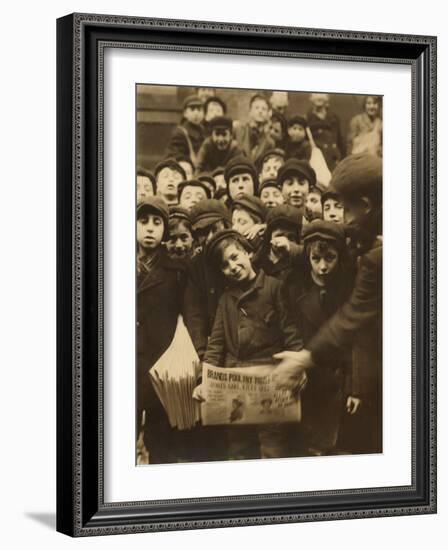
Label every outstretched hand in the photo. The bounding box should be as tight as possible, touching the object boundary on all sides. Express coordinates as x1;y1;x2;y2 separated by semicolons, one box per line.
272;350;314;390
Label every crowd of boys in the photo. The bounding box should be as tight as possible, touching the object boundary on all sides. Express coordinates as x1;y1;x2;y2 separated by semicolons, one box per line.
136;90;383;464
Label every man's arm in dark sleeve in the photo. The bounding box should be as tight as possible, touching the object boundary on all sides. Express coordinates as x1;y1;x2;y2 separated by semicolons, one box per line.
308;246;382;365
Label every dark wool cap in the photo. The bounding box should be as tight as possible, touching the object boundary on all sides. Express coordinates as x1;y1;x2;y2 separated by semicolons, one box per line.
330;153;382;200
209;115;232;131
265;204;302;238
287;114;308;128
182;94;203;110
257;147;286;170
190;198;231;231
277;158;316;187
259;178;282;194
168;205;191;223
178;179;212;201
302;219;346;249
137;196;170;239
224;155;259;192
204;95;227;114
212;166;225;177
198;173;217;193
232;195;267;222
321;184;341;204
154;158;187;181
205;229;251;266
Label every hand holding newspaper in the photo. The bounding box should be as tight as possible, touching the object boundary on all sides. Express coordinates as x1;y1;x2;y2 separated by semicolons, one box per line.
200;362;302;426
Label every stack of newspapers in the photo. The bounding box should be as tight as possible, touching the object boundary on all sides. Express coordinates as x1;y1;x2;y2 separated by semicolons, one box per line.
149;316;201;430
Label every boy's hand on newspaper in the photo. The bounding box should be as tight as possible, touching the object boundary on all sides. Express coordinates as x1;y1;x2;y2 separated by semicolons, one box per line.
346;396;362;415
273;350;313;390
192;384;206;402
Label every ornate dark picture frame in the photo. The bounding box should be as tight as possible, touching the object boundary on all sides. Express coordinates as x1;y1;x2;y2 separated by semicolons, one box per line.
56;13;437;537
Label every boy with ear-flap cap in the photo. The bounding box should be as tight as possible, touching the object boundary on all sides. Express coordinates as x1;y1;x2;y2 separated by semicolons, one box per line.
274;153;383;453
136;197;188;463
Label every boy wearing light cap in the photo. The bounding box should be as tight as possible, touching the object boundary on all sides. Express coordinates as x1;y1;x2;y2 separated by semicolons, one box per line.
224;155;259;202
196;116;242;174
165;95;205;165
154;158;187;206
136;197;188;463
274;153;383;454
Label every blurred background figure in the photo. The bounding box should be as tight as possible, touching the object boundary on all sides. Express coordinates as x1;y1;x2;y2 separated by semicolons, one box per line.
347;96;382;157
307;93;345;171
270;91;289;115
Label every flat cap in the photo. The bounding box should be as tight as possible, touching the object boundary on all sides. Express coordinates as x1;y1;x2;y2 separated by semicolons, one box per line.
277;158;316;187
232;195;267;222
190;198;231;231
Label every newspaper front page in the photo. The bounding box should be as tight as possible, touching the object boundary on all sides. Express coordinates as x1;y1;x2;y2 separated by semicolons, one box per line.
201;363;301;426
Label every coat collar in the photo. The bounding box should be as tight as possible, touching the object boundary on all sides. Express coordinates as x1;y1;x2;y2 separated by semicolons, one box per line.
226;270;265;303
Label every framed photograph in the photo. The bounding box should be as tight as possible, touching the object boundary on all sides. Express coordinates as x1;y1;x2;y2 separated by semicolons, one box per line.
56;13;437;536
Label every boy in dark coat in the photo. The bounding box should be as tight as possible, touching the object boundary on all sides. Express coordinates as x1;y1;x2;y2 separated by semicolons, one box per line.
274;153;383;454
196;230;303;459
136;197;188;463
253;204;302;282
195;116;243;174
165;95;205;166
233;94;275;164
306;93;345;171
284;115;312;161
182;199;232;359
283;220;357;455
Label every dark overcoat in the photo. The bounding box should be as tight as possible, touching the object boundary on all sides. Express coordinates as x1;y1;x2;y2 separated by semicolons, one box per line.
204;270;303;368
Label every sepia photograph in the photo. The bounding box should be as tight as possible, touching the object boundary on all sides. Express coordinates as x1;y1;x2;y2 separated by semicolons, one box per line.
135;84;383;465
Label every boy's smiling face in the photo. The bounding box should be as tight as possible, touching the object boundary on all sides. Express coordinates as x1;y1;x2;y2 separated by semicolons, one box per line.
166;220;193;258
228;172;255;200
212;128;232;150
260;186;284;209
220;242;256;283
137;213;165;251
281;175;310;208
